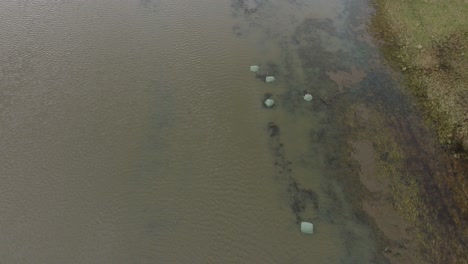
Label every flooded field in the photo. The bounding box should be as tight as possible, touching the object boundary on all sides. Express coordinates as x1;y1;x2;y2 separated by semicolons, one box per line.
1;0;463;263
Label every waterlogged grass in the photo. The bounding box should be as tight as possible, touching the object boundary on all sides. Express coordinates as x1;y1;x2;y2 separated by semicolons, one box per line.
349;107;430;260
369;5;468;258
371;0;468;153
345;103;466;263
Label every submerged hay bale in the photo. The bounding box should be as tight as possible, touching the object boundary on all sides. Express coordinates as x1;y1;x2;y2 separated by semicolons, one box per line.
304;94;313;101
265;76;275;83
250;65;259;72
300;222;314;234
264;98;275;107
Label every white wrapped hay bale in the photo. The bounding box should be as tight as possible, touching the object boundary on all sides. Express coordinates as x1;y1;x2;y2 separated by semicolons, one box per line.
303;94;313;101
250;65;259;72
300;222;314;235
265;76;275;83
264;98;275;107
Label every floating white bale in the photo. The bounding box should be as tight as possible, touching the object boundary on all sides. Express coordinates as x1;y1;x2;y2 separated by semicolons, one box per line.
304;94;313;101
301;222;314;235
250;65;259;72
264;98;275;107
265;76;275;83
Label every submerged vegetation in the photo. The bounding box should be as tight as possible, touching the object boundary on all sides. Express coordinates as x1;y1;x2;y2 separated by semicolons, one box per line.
232;0;467;262
370;0;468;155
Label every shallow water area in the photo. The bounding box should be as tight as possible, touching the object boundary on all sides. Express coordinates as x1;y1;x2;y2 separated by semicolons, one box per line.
0;0;407;263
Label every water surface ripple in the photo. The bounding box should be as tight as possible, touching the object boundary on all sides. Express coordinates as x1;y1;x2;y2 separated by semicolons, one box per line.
0;0;385;263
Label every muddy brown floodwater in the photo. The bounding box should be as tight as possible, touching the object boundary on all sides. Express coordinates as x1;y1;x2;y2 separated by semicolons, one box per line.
1;0;464;263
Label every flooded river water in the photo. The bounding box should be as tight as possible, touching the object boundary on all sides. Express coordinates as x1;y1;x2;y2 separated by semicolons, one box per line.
0;0;433;263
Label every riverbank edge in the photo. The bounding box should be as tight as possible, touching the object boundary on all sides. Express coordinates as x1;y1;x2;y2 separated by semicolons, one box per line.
368;0;468;156
367;1;468;262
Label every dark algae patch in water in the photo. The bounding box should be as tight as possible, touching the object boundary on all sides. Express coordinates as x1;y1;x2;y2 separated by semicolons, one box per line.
267;122;319;224
266;120;387;263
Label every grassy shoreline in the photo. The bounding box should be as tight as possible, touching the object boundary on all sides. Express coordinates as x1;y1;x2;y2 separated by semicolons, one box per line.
368;0;468;262
369;0;467;155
